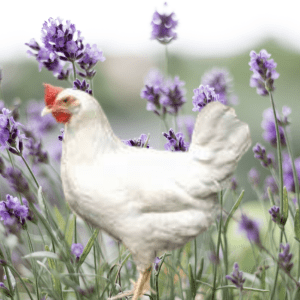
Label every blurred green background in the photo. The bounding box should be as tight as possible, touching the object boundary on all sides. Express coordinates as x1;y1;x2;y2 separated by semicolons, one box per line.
1;38;300;203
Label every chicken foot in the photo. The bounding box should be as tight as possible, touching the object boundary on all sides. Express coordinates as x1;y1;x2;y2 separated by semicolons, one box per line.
108;265;152;300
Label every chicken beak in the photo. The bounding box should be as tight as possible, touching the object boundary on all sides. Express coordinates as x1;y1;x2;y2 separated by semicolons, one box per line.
41;106;52;117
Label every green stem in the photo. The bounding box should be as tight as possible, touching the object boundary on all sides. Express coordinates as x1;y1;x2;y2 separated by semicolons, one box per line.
268;91;284;300
223;229;229;300
20;154;39;188
162;117;169;132
93;241;99;299
194;238;197;277
211;190;223;300
4;264;14;299
165;45;168;76
26;230;40;300
74;215;77;244
0;83;3;100
269;91;283;213
8;264;35;300
72;61;77;80
90;79;93;94
270;229;284;299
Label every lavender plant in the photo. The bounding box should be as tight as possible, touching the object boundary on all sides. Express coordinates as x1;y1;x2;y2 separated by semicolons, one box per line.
0;6;300;300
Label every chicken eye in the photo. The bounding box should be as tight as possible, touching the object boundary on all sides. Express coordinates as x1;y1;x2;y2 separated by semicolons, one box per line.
63;98;68;103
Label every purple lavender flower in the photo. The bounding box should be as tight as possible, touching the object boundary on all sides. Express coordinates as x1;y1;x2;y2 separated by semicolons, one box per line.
25;138;49;164
248;168;260;186
231;177;238;191
0;195;29;234
0;108;27;154
154;256;162;272
278;243;293;273
249;49;279;95
192;85;219;112
177;115;195;143
208;250;221;265
0;281;12;297
151;3;178;44
25;100;56;137
73;79;92;95
41;18;84;61
225;262;246;291
201;68;237;106
253;143;273;168
160;76;186;115
141;69;165;116
264;175;278;197
78;44;105;79
25;18;105;81
5;168;34;203
262;107;286;148
239;214;261;245
163;129;189;152
122;134;150;148
71;243;84;259
268;206;283;224
58;128;64;141
141;69;186;117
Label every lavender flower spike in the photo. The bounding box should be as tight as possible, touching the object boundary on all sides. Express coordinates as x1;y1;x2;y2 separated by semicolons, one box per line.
140;69;165;116
268;206;283;225
201;68;236;106
151;3;178;44
278;243;293;273
253;143;273;168
192;85;219;112
122;134;150;148
163;129;189;152
248;168;260;186
154;256;162;272
249;49;279;95
71;243;84;260
225;262;246;291
239;214;261;245
262;107;286;148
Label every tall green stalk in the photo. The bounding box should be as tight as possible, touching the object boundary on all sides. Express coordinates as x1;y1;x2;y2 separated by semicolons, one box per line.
211;191;223;300
268;90;284;300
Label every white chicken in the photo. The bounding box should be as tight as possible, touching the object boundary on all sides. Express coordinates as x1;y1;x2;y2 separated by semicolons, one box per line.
41;84;251;299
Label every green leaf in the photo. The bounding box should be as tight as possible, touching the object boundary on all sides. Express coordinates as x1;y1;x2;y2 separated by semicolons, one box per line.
143;133;150;148
260;265;266;290
224;190;244;232
45;245;62;298
54;206;66;233
65;215;75;247
188;263;196;298
196;257;204;290
282;186;289;225
37;185;46;215
23;251;60;260
0;283;13;298
294;209;300;240
78;228;100;267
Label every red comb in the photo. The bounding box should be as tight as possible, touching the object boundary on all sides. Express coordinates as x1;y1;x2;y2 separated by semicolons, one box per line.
44;83;63;107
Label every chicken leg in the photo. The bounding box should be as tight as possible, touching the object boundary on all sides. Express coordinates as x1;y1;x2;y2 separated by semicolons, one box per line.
109;266;152;300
